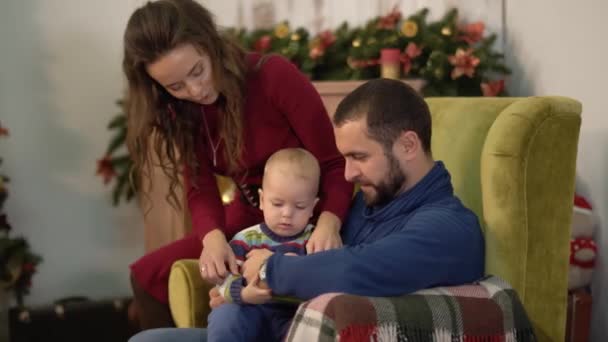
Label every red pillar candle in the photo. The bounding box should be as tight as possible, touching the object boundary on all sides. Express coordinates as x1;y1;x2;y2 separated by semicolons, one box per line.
380;48;401;79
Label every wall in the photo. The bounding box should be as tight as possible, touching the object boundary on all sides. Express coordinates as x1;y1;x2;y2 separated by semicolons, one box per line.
0;0;148;305
504;1;608;340
209;0;503;45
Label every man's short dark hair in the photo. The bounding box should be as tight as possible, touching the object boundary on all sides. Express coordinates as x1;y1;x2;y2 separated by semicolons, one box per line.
333;78;432;153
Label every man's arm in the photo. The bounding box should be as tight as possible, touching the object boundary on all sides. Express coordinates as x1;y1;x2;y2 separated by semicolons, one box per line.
265;209;485;300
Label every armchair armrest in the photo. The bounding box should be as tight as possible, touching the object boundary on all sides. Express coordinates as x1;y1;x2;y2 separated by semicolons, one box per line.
168;259;213;328
286;276;535;342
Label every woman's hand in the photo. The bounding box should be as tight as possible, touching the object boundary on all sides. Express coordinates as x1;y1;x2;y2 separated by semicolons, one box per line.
199;229;239;285
306;211;343;254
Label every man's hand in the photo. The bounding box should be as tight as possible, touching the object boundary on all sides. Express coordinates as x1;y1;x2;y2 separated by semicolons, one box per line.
243;249;274;284
209;287;226;309
240;274;272;305
306;211;343;254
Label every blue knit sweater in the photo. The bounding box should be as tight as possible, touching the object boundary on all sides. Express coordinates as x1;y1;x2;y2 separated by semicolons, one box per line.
266;161;485;300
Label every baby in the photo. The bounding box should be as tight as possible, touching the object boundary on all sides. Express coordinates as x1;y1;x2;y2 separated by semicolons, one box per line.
208;147;320;341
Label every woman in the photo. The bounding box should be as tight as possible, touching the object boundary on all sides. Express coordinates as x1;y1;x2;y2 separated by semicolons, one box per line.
124;0;353;329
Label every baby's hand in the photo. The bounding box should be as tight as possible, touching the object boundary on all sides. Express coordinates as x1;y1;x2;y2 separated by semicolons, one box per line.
243;249;274;284
241;274;272;305
209;287;226;309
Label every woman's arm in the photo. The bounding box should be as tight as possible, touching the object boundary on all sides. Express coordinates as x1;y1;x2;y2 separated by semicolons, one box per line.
259;56;353;227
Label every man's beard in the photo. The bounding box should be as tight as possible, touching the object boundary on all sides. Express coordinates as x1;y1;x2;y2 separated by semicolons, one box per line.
360;153;406;207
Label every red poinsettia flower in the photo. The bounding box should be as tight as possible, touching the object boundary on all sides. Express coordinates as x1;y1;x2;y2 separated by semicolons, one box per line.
319;30;336;48
254;35;272;53
22;263;36;273
96;155;116;185
309;30;336;60
458;22;485;45
0;123;9;137
309;46;324;59
448;48;480;79
401;42;423;75
481;79;505;96
377;7;402;29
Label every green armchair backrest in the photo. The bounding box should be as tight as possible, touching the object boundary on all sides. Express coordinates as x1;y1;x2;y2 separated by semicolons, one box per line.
427;96;581;341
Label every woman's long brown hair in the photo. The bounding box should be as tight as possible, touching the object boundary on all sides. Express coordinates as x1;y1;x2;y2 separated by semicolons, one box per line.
123;0;247;209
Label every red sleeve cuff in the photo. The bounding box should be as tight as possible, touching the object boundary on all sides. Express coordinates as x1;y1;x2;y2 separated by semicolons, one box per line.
317;174;354;223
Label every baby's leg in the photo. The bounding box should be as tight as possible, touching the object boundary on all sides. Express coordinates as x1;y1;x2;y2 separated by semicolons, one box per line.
128;328;206;342
262;305;298;342
207;303;266;341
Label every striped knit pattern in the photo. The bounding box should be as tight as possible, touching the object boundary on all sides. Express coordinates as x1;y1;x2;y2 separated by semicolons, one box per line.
217;223;314;304
230;223;314;262
286;276;536;342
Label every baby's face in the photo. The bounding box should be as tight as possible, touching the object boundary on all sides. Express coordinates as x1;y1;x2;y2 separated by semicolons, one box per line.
259;172;318;237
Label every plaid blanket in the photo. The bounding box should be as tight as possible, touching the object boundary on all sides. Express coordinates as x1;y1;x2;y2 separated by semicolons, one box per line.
285;276;536;342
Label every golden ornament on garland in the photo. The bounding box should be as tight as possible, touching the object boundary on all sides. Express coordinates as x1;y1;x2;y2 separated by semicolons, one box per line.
434;67;445;80
441;26;452;36
274;23;290;39
0;254;23;290
401;20;418;38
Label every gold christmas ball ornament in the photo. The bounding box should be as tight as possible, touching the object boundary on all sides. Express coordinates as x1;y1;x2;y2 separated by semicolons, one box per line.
352;39;362;48
290;33;301;41
216;175;236;205
274;23;290;39
434;67;445;79
441;27;452;36
0;254;24;289
401;20;418;38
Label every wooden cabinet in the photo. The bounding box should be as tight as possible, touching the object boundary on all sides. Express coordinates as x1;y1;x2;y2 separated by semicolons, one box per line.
313;79;425;117
143;79;425;251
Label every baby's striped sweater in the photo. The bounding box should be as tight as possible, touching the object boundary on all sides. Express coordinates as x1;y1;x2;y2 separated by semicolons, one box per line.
217;222;313;304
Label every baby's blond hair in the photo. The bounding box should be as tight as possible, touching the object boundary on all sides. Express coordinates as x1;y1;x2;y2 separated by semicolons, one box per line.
263;148;320;194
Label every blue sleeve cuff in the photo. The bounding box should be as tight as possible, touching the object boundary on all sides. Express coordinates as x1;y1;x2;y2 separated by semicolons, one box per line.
229;278;245;304
218;274;245;304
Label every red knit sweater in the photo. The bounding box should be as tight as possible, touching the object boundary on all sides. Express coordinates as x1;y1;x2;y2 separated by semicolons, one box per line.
186;54;353;240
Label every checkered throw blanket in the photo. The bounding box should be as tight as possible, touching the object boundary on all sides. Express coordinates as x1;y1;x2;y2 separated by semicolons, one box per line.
285;276;536;342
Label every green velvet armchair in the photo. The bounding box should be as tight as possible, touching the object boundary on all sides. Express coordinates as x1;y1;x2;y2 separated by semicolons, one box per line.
168;96;581;342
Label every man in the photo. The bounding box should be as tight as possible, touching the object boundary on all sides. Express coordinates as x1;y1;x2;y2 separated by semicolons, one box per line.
128;78;484;342
209;78;485;339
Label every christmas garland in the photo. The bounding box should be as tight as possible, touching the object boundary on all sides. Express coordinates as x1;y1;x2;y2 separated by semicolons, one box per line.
0;122;43;307
98;7;510;205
